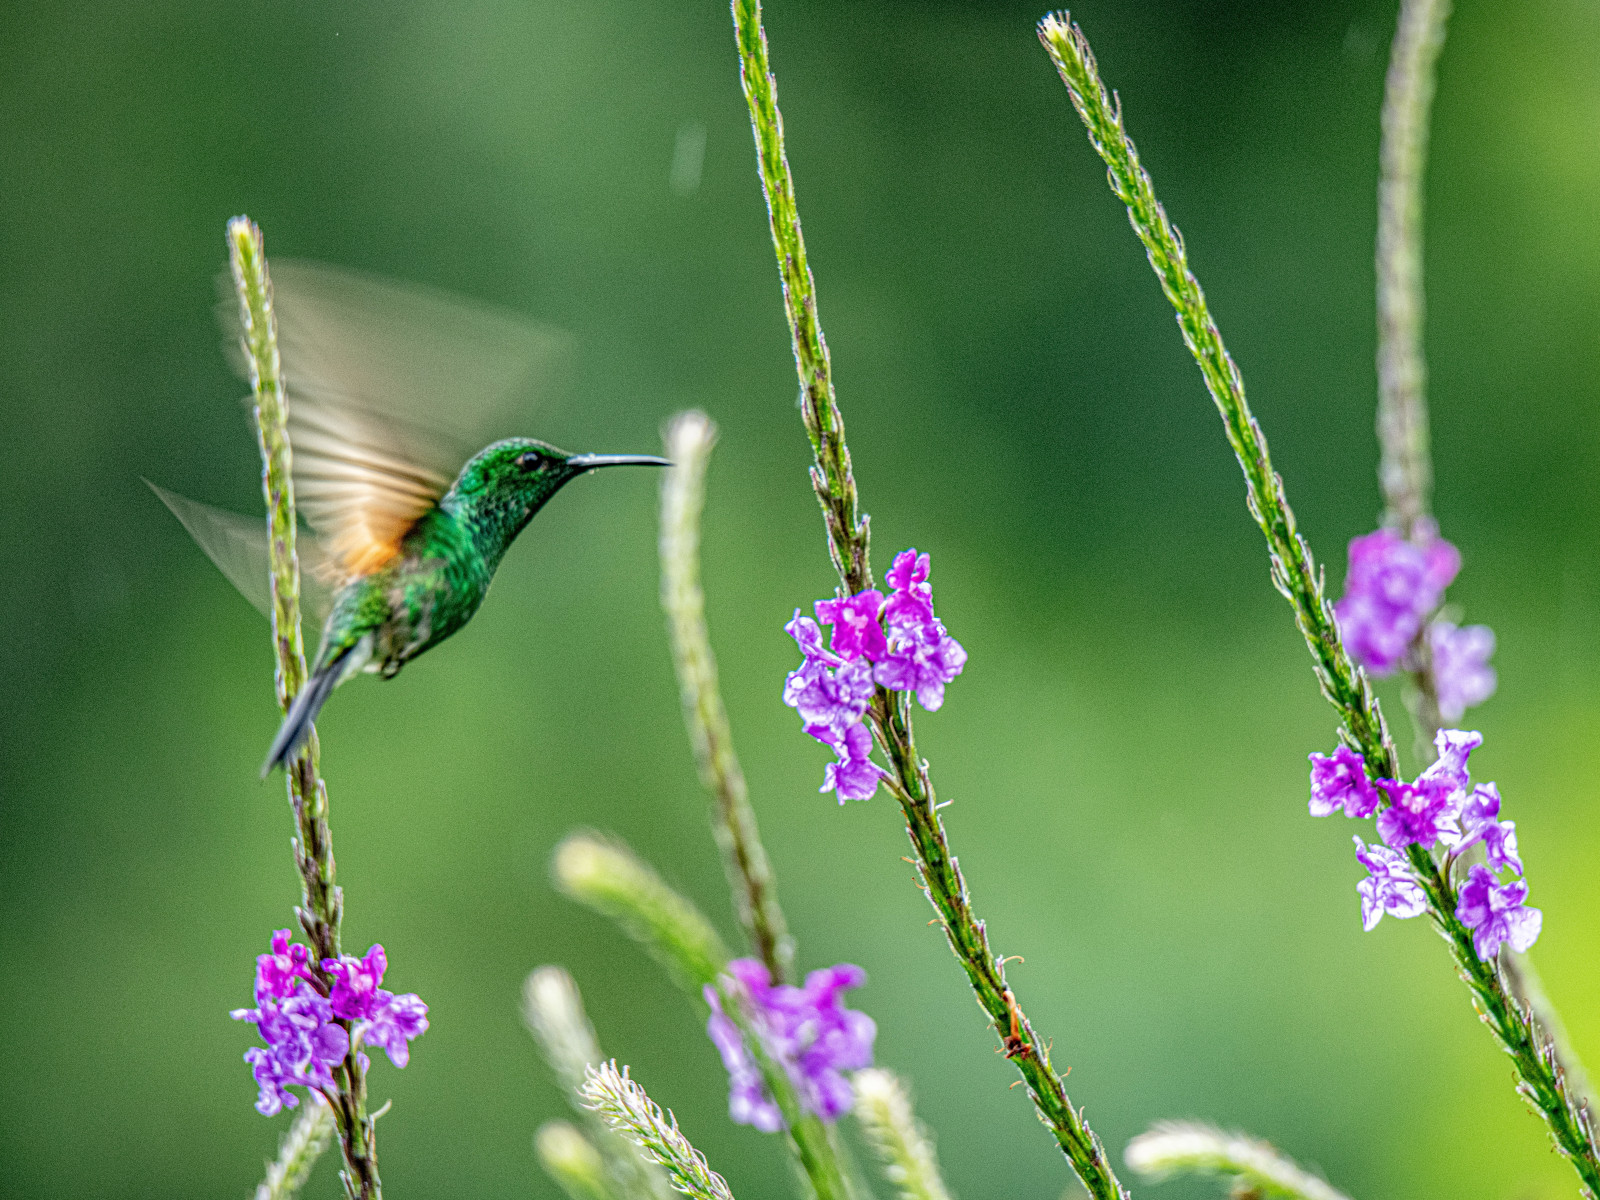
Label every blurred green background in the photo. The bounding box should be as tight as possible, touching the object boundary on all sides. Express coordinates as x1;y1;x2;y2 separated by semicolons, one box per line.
4;0;1599;1196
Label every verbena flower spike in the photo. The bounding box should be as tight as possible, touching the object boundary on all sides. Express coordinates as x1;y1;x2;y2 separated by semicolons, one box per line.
1038;11;1598;1192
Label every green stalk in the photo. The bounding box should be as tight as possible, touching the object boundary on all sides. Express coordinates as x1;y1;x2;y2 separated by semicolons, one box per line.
1377;0;1452;744
1036;16;1600;1195
1125;1121;1351;1200
727;5;1127;1198
660;411;794;983
252;1097;335;1200
729;0;868;591
228;217;379;1200
581;1064;737;1200
552;834;854;1200
1376;0;1448;543
1372;5;1593;1110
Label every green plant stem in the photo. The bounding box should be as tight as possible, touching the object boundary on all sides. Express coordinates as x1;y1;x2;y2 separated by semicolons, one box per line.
253;1096;336;1200
1036;16;1600;1195
660;410;794;983
229;217;379;1200
1376;0;1448;542
1376;0;1451;749
729;0;868;591
552;834;853;1200
1372;8;1594;1116
727;7;1126;1198
1124;1121;1351;1200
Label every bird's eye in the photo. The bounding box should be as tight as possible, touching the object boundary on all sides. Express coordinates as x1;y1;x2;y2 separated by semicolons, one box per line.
515;451;544;471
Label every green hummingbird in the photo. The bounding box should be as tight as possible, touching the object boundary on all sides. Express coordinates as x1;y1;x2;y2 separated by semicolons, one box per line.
153;261;667;774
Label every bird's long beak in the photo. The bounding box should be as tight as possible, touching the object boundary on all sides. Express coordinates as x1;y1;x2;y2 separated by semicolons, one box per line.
566;453;672;471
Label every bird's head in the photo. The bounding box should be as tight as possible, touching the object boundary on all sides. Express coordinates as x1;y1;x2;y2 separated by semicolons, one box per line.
446;437;669;553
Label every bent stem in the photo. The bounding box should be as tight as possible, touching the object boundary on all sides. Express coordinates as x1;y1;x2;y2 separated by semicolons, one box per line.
727;5;1127;1198
660;411;794;983
1037;14;1600;1195
229;217;379;1200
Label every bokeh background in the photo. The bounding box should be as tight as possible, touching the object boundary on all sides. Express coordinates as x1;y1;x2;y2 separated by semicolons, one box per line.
4;0;1600;1196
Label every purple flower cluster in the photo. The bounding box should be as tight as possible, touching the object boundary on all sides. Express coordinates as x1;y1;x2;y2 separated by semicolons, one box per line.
1333;526;1458;673
1308;731;1540;959
1332;525;1496;719
783;550;967;802
232;931;428;1116
704;958;876;1132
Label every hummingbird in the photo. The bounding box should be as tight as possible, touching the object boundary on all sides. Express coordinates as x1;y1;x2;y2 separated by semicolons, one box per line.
153;260;667;774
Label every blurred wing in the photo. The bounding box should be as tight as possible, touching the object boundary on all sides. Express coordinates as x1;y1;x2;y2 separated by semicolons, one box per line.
148;481;334;626
218;259;572;579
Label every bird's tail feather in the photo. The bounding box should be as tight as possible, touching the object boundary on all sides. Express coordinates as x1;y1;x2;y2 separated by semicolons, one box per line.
262;647;353;776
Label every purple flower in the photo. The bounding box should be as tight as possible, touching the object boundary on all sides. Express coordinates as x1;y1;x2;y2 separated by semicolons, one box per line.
1426;728;1482;794
366;991;430;1068
234;932;426;1114
819;720;883;803
704;958;876;1129
883;550;934;627
1353;837;1427;931
232;986;349;1116
784;615;876;741
256;928;315;1001
1456;864;1542;959
785;611;830;662
1449;783;1522;874
1375;775;1460;849
783;551;965;798
242;1046;298;1117
1334;527;1460;675
327;944;386;1020
875;550;966;712
1308;746;1379;818
704;987;785;1133
1429;621;1497;722
816;590;888;662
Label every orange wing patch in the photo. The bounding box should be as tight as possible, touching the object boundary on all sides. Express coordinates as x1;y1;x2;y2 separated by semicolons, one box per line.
289;401;450;581
220;259;570;586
